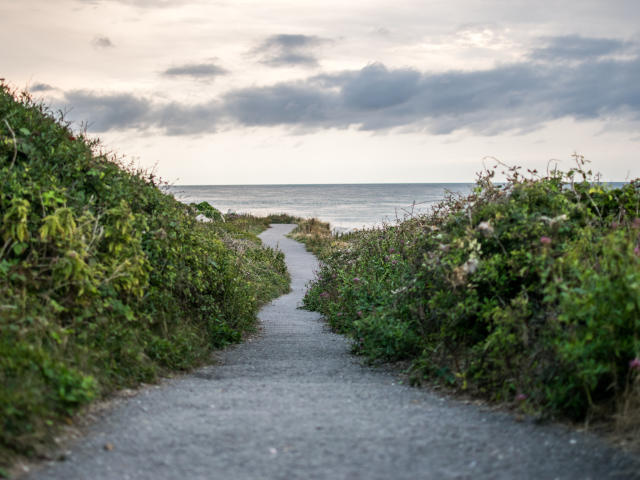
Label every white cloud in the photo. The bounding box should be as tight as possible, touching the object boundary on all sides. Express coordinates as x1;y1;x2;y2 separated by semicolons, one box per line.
4;0;640;183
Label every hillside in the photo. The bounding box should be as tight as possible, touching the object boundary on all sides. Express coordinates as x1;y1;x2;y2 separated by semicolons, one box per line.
0;84;289;468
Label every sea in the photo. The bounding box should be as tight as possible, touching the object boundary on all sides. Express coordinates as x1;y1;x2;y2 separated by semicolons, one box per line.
167;184;475;232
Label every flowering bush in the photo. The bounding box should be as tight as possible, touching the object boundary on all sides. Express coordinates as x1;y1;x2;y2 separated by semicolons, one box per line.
304;157;640;424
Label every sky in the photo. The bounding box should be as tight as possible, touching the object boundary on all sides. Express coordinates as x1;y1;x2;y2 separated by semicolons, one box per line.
1;0;640;184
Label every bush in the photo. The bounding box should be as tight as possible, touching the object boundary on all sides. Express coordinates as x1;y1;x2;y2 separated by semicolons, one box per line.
191;201;225;222
288;217;338;257
304;158;640;425
0;84;289;465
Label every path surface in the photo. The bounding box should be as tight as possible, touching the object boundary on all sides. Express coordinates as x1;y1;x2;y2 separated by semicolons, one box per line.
27;224;639;479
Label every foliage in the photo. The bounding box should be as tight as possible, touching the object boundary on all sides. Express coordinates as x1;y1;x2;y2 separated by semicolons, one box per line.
0;84;289;466
288;217;336;257
304;157;640;426
191;201;225;222
266;213;302;224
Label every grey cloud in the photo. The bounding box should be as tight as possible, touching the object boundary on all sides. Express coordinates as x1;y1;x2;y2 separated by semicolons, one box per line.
61;91;222;135
340;65;421;110
222;51;640;134
30;83;55;92
62;36;640;136
253;34;326;67
224;84;336;127
530;35;629;62
63;91;151;131
92;36;114;48
262;34;321;49
163;62;227;79
156;100;221;135
266;52;318;67
545;58;640;119
220;63;544;133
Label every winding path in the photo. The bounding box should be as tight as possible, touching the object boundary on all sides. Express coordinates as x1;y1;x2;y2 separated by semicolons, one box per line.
27;224;638;479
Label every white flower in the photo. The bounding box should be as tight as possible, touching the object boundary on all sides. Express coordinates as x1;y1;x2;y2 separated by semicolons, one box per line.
462;257;479;274
477;221;494;236
540;214;567;226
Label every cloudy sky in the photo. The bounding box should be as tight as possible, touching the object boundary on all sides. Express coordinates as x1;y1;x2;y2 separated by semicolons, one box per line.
2;0;640;184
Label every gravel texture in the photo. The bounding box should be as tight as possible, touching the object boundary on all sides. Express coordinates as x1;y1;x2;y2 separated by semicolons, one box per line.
26;224;639;479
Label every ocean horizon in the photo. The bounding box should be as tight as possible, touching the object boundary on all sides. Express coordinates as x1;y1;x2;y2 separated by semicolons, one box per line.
167;183;475;231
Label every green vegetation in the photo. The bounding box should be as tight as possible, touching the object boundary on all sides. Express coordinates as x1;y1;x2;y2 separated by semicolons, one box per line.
287;217;334;256
304;158;640;434
0;84;289;466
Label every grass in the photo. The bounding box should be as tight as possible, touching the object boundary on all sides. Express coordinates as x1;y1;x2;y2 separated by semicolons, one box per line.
0;84;290;468
287;217;334;256
302;157;640;446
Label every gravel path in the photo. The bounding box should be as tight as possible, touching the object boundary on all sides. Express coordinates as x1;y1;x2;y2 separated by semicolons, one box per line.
26;224;639;480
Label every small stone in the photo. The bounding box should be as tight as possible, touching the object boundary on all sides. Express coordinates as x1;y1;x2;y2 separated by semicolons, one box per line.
104;442;114;451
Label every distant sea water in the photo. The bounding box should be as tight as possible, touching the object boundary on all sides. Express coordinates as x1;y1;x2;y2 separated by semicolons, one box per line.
167;184;475;231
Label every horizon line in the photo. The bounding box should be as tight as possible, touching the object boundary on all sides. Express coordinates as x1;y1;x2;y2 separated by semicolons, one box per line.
168;180;629;187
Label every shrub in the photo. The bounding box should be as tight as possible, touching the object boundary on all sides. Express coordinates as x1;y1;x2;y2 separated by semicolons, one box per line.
0;84;289;465
304;157;640;426
288;217;338;257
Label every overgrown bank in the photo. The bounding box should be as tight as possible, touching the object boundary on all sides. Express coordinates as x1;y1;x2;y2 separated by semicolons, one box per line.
303;159;640;439
0;85;289;468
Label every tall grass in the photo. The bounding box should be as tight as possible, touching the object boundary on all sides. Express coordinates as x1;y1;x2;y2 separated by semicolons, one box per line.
287;217;333;256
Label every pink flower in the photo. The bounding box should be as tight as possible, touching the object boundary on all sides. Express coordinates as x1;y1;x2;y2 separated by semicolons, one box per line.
353;277;361;284
629;358;640;370
540;236;552;245
634;245;640;257
389;248;396;253
515;393;528;402
391;259;398;265
357;310;363;317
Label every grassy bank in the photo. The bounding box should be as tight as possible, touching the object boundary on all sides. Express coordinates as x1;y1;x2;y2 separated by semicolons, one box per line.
287;217;334;256
0;85;289;468
303;159;640;440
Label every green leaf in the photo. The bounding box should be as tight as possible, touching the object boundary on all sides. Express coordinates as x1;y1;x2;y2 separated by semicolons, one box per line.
12;242;28;255
50;299;66;313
